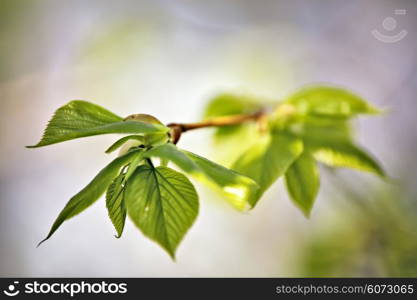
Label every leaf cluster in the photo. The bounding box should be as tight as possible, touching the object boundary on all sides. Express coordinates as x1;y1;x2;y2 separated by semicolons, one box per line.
28;86;384;258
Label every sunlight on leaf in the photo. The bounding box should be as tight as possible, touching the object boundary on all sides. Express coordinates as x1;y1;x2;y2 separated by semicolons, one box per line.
285;86;380;118
27;101;168;148
309;142;385;177
143;144;259;210
232;132;304;206
182;150;259;211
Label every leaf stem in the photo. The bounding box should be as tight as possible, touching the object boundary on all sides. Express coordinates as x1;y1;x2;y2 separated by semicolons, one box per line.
167;110;266;144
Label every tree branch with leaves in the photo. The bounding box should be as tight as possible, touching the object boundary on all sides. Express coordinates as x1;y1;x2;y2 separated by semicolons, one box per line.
27;85;385;259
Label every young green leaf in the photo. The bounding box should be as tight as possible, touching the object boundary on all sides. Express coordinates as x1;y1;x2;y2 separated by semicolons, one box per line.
307;141;385;177
204;93;264;139
294;116;353;143
106;173;126;238
105;135;143;153
125;165;199;259
27;100;168;148
285;86;380;118
285;152;320;217
38;149;140;246
124;150;145;180
204;93;264;119
182;150;260;211
144;143;198;174
144;143;259;210
232;132;304;206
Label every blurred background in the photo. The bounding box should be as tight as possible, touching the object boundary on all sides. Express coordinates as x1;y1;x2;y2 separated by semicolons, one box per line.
1;0;416;277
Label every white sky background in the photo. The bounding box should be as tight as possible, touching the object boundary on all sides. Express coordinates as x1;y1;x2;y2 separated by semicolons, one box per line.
0;0;416;276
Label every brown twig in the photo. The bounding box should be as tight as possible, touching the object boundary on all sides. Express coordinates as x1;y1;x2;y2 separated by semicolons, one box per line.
167;110;266;144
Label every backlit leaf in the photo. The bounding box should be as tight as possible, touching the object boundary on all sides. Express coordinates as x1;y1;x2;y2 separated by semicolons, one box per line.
204;93;264;139
285;86;380;118
125;165;199;259
232;132;304;206
38;149;140;246
285;152;320;217
182;150;260;211
27;100;168;148
307;141;385;177
144;144;259;210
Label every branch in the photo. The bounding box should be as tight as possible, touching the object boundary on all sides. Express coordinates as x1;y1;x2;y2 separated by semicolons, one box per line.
167;110;266;144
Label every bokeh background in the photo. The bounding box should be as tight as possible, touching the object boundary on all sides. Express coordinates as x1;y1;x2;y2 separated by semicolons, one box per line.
1;0;416;277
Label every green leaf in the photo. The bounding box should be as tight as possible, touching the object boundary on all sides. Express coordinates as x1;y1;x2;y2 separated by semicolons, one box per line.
204;93;264;119
125;165;199;259
182;150;260;211
285;86;380;118
145;143;198;174
232;132;304;206
105;135;143;153
285;152;320;217
204;93;264;138
106;173;126;238
144;144;259;210
27;100;168;148
124;150;145;180
38;149;139;246
295;116;352;143
307;141;385;177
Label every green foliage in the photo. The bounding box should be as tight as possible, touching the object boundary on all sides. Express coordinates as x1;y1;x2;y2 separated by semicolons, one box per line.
125;165;198;259
105;135;143;153
207;85;384;215
27;100;168;148
232;132;303;206
286;86;380;118
203;93;263;139
143;143;259;210
106;172;127;238
29;84;385;259
285;152;320;217
37;149;140;246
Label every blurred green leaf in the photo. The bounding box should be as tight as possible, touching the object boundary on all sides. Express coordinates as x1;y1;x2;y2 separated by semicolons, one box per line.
308;141;385;177
285;86;380;118
182;150;260;211
204;94;264;139
144;144;259;210
27;101;168;148
106;173;126;238
285;152;320;217
204;93;263;118
125;165;198;259
105;135;143;153
38;149;140;246
295;116;352;143
232;132;304;206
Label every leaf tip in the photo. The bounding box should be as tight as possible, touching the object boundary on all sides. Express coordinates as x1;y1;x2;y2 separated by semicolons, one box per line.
168;252;177;262
36;237;49;248
302;209;312;219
